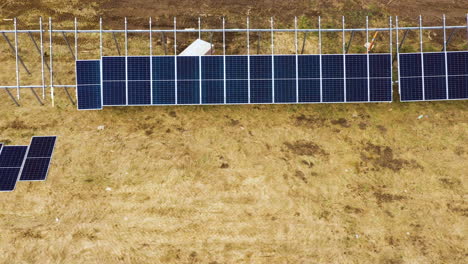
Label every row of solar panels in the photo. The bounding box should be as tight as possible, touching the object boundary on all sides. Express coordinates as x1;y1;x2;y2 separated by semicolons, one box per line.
0;136;57;192
76;54;393;110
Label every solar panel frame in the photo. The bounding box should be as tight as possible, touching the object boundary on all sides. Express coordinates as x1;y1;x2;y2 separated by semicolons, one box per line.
19;136;57;182
0;145;28;192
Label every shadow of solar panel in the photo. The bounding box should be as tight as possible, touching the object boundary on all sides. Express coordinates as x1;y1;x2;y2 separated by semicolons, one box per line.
76;60;102;110
226;80;248;104
298;79;320;103
226;56;248;79
447;52;468;75
423;53;446;76
424;77;447;100
323;79;345;102
103;81;126;106
448;76;468;99
399;54;422;78
19;158;51;181
202;56;223;80
202;81;224;104
370;54;391;78
250;80;272;103
274;55;296;79
346;55;367;78
128;81;151;105
400;77;423;101
177;56;199;80
153;81;176;104
370;79;392;102
298;55;320;79
102;57;125;81
27;137;56;157
250;55;272;79
346;79;368;102
177;81;200;104
275;80;296;103
322;55;344;79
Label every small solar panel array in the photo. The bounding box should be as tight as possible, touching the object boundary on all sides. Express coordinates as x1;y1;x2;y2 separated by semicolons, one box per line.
399;51;468;101
0;136;57;192
76;54;393;110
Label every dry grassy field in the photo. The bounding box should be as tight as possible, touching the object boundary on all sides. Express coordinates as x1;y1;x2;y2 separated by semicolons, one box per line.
0;0;467;263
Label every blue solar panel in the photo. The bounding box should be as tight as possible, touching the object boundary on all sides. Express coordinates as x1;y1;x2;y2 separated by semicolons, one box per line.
153;56;176;80
423;53;446;76
128;57;150;80
128;81;151;105
323;79;345;102
202;81;224;104
448;76;468;99
202;56;224;80
274;80;296;103
102;57;125;81
346;79;368;102
19;136;57;182
298;55;320;79
0;146;27;191
177;56;199;80
226;80;248;104
177;81;199;104
399;54;422;78
103;82;126;106
447;52;468;75
298;79;320;103
226;56;248;79
153;81;176;104
19;158;51;182
346;55;367;78
370;78;392;102
250;55;272;79
370;54;391;78
250;80;272;103
76;60;102;110
424;77;447;100
322;55;344;79
400;77;423;101
274;55;296;79
26;137;56;158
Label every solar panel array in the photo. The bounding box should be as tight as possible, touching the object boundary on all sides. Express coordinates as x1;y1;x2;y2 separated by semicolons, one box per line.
76;54;393;109
20;136;57;181
399;51;468;101
0;136;57;192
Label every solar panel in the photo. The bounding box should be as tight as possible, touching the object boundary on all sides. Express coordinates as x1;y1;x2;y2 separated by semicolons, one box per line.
274;55;296;103
20;136;57;181
201;56;224;104
0;146;27;191
399;51;468;101
226;56;248;104
102;57;126;106
177;56;200;104
298;55;320;103
152;56;176;105
76;60;102;110
250;55;273;103
128;56;151;105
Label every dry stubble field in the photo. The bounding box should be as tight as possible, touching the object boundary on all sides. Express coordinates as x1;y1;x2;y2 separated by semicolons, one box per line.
0;0;467;263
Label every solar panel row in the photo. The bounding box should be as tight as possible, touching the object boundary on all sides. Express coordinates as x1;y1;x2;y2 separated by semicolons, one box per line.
399;51;468;101
0;136;57;192
77;54;393;109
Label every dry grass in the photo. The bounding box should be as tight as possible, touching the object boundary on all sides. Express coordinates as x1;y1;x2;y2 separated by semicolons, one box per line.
0;0;467;263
